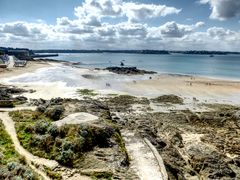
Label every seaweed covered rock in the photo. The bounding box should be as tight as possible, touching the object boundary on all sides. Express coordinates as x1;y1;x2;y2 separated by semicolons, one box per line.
0;85;28;107
0;100;14;108
105;66;156;75
151;94;184;104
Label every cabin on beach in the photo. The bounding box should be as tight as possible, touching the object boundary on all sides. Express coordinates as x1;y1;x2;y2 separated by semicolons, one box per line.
14;59;27;67
0;53;27;68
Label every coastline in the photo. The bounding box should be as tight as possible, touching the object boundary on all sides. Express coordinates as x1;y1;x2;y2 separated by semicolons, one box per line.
1;60;240;104
1;59;240;179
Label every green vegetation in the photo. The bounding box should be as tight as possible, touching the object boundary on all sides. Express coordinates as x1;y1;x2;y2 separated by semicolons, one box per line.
0;121;19;164
82;170;113;179
114;131;130;165
108;95;138;106
0;100;15;108
44;166;62;180
151;94;184;104
10;110;124;168
0;120;38;179
77;89;98;96
107;95;149;112
107;93;118;97
9;110;51;122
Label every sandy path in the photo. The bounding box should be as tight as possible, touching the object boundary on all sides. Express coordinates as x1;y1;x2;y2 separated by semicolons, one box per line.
122;130;167;180
0;109;58;179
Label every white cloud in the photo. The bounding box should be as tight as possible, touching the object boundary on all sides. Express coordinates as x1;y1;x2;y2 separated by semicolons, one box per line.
1;18;239;51
57;17;72;26
160;22;192;38
149;21;204;38
195;21;205;27
96;25;116;36
74;0;122;27
73;0;181;24
0;0;239;51
0;21;52;40
122;2;181;23
199;0;240;20
74;0;122;18
116;23;147;37
1;22;31;37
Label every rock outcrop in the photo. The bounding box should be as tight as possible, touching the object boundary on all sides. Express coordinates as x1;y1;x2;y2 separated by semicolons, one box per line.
104;66;157;75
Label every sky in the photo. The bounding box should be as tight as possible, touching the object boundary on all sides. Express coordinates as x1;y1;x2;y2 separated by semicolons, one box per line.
0;0;239;51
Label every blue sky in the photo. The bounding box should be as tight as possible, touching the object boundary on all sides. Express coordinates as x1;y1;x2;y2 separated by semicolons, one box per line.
0;0;239;50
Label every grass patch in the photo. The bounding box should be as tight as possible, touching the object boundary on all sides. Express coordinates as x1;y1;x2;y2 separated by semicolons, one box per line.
9;110;51;123
0;120;19;164
0;120;38;179
77;89;98;96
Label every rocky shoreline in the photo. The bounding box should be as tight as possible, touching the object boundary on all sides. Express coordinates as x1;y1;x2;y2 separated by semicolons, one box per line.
0;84;35;107
1;83;240;179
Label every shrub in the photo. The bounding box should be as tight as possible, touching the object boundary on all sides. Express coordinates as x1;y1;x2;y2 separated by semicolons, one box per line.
23;169;34;179
45;105;64;121
34;121;50;135
48;125;59;137
62;140;74;151
57;149;74;166
7;162;18;171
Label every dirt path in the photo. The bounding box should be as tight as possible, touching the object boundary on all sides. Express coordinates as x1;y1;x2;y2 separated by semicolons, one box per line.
122;130;167;180
0;109;58;180
0;107;97;180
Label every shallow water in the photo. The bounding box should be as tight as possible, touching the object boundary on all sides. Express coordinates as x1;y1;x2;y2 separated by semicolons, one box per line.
4;64;151;93
53;53;240;80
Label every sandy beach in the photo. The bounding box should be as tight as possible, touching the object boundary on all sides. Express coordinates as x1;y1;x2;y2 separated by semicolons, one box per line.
1;61;240;104
0;60;53;78
125;74;240;104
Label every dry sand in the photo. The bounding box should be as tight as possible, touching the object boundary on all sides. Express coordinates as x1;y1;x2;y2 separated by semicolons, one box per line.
0;60;53;78
124;74;240;104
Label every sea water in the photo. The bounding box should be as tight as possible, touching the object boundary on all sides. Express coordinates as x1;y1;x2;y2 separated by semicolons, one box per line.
54;53;240;80
3;53;240;100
